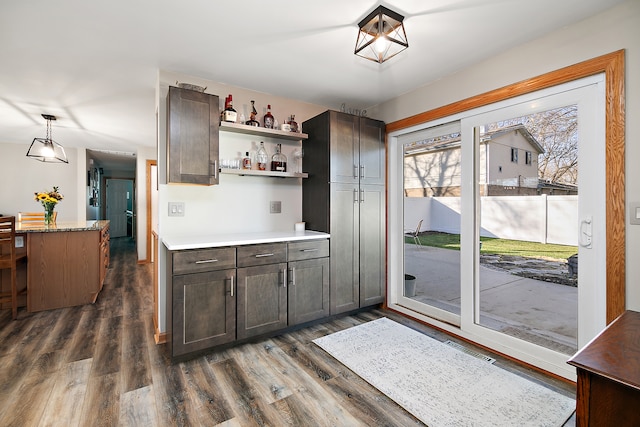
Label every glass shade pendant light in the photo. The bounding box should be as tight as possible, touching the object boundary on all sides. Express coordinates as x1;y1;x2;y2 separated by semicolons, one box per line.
26;114;68;163
355;5;408;63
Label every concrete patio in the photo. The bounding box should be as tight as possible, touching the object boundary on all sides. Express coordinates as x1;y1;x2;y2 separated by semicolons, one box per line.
403;243;578;354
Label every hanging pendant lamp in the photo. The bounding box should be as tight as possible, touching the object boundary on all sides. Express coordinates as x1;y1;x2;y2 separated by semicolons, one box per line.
26;114;68;163
355;5;408;63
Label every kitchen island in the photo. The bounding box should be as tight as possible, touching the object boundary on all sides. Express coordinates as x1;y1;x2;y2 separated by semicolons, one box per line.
17;220;110;312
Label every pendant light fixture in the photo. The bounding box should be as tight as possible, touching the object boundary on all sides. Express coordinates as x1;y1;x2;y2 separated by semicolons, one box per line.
26;114;68;163
355;5;408;63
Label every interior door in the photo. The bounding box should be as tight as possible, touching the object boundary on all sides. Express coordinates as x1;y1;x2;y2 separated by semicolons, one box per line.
106;179;131;238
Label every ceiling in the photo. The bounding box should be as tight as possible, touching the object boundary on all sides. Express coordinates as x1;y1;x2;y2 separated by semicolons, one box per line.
0;0;625;171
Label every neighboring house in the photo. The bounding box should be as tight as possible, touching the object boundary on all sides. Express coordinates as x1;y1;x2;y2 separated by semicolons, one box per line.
404;125;545;196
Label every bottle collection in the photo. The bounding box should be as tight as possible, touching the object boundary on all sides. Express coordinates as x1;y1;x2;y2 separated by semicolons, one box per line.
220;94;300;134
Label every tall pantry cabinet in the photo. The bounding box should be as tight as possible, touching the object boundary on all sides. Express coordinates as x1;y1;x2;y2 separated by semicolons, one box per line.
302;110;385;315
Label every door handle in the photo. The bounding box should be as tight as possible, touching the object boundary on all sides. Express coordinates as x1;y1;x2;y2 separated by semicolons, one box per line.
290;267;296;286
282;267;287;288
579;216;592;248
353;164;358;179
229;275;234;297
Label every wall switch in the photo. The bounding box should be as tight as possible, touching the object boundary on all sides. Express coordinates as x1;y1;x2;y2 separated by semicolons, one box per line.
270;201;281;214
168;202;185;217
631;203;640;225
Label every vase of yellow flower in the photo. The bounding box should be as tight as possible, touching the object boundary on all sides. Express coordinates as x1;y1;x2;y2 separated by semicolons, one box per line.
34;186;63;225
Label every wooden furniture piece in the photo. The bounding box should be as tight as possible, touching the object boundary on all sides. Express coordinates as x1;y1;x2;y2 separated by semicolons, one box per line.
16;220;110;312
0;216;27;319
567;310;640;426
18;211;57;223
167;86;220;185
302;110;386;314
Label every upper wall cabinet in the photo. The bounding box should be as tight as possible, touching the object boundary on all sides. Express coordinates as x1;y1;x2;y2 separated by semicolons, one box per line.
167;86;220;185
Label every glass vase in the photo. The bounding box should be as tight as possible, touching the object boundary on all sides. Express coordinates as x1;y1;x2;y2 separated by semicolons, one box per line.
44;205;55;225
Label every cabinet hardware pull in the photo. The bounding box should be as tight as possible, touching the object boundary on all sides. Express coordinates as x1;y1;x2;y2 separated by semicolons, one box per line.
211;160;218;180
230;275;234;297
255;253;274;258
301;248;318;252
194;259;218;264
353;189;358;203
290;267;296;286
360;165;365;179
353;164;358;179
282;268;287;288
360;188;364;203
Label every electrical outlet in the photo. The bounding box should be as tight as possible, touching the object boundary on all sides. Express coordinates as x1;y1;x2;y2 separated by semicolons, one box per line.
270;201;281;214
168;202;185;217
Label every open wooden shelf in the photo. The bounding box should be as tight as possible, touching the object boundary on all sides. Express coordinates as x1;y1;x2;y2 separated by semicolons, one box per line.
220;121;308;141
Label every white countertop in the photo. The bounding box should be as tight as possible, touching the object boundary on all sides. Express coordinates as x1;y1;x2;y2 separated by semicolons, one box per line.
162;230;330;251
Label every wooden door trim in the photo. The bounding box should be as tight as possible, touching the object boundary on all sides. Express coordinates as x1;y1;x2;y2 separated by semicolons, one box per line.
387;50;625;323
145;160;157;263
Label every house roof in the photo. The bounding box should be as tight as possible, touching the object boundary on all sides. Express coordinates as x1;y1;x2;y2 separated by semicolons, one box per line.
404;124;544;156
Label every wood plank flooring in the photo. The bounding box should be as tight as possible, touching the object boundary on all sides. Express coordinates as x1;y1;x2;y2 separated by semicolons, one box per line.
0;237;576;426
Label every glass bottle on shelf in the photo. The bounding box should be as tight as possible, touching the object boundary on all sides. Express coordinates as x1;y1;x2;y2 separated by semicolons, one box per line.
222;94;237;123
256;142;268;171
263;104;274;129
270;143;287;172
245;100;260;127
242;151;252;170
289;114;298;133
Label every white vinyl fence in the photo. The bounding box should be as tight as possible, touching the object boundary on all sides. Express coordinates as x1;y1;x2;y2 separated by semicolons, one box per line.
404;195;578;246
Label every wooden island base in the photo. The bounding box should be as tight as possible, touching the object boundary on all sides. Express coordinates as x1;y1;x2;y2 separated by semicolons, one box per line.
17;220;110;313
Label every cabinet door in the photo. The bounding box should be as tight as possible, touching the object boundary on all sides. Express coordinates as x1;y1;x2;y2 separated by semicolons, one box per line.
359;184;386;307
329;183;359;314
288;257;329;325
359;117;386;186
172;269;235;357
237;263;288;339
167;86;220;185
329;111;359;184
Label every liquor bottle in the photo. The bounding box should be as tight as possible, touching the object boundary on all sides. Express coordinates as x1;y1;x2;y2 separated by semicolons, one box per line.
256;142;268;171
242;151;252;170
289;114;298;133
245;100;260;127
263;104;274;129
270;143;287;172
222;94;237;123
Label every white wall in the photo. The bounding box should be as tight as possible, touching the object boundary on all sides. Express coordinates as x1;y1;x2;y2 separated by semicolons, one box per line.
155;70;329;333
371;0;640;310
0;142;81;221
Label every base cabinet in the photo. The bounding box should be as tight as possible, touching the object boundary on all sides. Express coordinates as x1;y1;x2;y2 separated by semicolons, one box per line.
172;269;236;357
166;237;330;360
288;257;330;325
237;263;288;339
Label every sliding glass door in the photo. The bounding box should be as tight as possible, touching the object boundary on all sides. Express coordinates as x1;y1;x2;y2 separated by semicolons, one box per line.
388;75;606;379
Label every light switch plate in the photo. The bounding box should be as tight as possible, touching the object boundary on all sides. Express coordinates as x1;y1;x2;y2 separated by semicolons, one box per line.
270;201;281;214
168;202;185;217
631;203;640;225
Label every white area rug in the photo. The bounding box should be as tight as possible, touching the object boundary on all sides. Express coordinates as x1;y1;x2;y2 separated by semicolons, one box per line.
313;318;575;427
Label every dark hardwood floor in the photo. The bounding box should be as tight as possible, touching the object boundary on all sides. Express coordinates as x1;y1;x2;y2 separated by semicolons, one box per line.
0;237;576;426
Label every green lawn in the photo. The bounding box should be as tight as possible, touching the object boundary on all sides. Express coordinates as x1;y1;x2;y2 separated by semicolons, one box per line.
407;231;578;260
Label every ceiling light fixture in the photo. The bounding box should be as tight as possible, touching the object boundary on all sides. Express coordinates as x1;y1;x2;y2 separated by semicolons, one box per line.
26;114;68;163
355;5;408;63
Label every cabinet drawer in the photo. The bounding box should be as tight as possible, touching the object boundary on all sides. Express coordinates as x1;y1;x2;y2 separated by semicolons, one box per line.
288;240;329;261
237;243;287;267
173;247;236;275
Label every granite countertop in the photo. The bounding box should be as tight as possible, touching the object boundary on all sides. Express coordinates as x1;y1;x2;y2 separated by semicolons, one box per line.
162;230;330;251
16;220;110;233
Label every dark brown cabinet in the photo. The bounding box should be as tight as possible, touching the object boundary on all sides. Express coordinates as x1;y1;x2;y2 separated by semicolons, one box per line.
167;247;236;358
167;86;220;185
287;240;330;325
236;243;288;339
166;237;330;360
568;310;640;426
303;111;386;315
